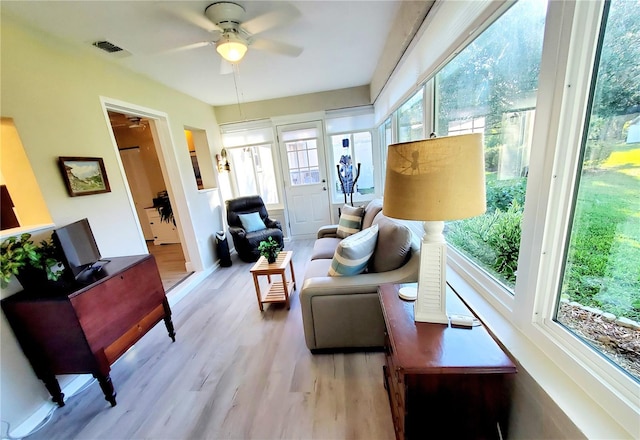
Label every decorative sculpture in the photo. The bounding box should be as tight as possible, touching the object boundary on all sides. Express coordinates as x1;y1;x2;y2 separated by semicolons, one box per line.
336;138;360;206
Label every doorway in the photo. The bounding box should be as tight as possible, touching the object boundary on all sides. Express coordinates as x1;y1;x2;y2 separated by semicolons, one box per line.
107;111;190;291
276;121;332;238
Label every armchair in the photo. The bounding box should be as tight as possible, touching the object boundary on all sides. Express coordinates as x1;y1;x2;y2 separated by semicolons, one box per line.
226;195;284;263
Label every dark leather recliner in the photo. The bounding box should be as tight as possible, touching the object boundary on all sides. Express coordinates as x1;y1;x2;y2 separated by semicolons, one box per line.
225;195;284;263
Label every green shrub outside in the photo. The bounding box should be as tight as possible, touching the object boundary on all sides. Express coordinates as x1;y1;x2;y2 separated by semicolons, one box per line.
447;144;640;322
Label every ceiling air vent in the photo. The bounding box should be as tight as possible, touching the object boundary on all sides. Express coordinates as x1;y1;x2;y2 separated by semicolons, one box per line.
92;40;123;53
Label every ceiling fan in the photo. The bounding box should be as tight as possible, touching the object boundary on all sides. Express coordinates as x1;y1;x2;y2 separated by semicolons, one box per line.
169;2;303;71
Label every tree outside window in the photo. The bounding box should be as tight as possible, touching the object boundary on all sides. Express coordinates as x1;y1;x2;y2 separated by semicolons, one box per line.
435;0;547;289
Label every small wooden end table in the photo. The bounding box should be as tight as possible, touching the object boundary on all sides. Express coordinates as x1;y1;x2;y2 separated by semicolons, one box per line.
250;251;296;311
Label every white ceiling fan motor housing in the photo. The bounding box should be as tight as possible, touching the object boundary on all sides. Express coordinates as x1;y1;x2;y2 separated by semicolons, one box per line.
205;2;246;31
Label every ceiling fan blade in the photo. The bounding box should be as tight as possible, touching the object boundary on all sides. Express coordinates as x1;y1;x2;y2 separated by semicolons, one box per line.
159;3;222;33
242;7;301;35
157;41;213;56
219;59;234;75
250;38;303;57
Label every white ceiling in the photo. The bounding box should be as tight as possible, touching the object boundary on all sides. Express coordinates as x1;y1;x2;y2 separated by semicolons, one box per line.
2;1;415;107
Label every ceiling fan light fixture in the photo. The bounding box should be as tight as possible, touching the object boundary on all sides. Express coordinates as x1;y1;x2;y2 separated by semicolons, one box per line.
216;32;247;63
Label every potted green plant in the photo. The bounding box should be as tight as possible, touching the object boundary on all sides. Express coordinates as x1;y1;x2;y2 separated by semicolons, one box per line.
258;237;281;264
0;233;64;289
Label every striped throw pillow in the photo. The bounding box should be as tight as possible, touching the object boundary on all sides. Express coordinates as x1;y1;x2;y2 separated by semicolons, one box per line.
336;205;364;238
328;224;379;276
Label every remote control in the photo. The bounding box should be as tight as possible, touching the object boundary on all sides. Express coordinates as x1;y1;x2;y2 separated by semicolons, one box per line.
449;314;474;328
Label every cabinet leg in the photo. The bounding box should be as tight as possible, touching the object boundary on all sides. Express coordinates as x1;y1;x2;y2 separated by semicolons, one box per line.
164;315;176;342
162;298;176;342
95;374;117;407
42;374;65;407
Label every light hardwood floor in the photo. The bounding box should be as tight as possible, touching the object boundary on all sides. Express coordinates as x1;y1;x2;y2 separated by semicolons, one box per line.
26;239;395;440
147;242;192;292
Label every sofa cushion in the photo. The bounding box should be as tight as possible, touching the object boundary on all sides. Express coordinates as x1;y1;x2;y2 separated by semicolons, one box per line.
304;258;333;280
311;237;342;260
336;204;365;238
328;224;379;276
238;212;266;233
369;213;412;273
362;199;383;229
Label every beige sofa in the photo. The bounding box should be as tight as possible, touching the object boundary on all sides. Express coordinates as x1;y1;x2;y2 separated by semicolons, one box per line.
300;199;419;352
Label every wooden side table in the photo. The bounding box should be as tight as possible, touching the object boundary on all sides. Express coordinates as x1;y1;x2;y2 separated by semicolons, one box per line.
250;251;296;311
379;283;516;439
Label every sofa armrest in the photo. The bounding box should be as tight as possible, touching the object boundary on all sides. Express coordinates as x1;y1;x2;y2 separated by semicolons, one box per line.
317;224;339;238
300;247;419;299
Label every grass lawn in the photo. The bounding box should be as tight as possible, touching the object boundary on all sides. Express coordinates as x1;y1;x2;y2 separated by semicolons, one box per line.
563;144;640;321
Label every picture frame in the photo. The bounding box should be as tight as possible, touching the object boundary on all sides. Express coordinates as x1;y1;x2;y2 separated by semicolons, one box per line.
58;156;111;197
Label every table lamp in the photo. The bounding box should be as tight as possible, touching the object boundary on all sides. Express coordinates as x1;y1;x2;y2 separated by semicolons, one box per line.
383;133;486;324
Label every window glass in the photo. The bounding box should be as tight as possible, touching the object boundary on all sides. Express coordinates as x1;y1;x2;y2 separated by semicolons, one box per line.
556;0;640;381
436;0;547;289
398;89;424;142
285;139;320;186
329;131;374;201
227;144;279;204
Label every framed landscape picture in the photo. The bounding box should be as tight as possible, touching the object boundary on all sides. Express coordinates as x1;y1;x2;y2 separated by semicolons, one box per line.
58;156;111;197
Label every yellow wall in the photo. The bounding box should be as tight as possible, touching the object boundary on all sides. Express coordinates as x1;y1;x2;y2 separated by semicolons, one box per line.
0;118;53;229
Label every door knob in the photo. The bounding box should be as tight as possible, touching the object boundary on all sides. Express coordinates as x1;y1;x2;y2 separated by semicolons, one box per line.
322;179;326;183
323;187;327;191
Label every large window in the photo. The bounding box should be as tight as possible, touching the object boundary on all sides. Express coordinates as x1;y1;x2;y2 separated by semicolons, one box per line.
435;0;547;290
397;89;424;142
226;145;278;204
556;0;640;381
326;108;377;203
221;124;280;206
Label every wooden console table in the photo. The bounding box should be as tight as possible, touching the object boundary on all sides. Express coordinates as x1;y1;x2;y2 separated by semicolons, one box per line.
1;254;175;407
379;283;516;440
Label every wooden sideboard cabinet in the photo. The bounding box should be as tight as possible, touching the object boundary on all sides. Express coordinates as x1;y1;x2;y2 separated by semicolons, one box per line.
1;255;175;407
379;283;516;440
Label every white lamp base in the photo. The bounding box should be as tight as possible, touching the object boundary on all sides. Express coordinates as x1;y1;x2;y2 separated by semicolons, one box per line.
414;220;449;324
398;286;417;301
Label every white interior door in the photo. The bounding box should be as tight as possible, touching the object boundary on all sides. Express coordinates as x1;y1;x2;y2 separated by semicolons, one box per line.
277;121;331;237
119;147;155;240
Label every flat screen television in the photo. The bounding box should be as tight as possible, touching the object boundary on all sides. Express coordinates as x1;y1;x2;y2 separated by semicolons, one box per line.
52;218;105;281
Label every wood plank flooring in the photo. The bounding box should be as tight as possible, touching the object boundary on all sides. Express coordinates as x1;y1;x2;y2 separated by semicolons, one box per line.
146;242;192;292
26;239;395;440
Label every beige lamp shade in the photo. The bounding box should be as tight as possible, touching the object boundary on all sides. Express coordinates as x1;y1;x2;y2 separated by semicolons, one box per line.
383;133;486;221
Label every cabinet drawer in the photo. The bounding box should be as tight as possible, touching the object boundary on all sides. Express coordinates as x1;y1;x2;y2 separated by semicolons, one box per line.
103;304;165;363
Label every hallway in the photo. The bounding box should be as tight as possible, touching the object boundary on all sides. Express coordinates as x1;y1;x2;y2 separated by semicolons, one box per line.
146;242;191;291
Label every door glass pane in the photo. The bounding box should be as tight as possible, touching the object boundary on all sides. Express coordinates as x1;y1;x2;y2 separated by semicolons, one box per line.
287;151;298;168
556;0;640;381
437;0;547;290
285;137;320;186
308;149;318;167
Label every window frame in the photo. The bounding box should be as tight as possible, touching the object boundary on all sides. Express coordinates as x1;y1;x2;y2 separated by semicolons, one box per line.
376;0;638;434
220;121;283;211
447;0;639;433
